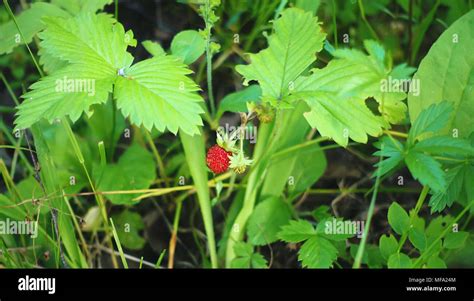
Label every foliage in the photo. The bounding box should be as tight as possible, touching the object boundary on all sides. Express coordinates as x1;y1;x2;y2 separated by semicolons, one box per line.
15;13;205;136
0;0;473;271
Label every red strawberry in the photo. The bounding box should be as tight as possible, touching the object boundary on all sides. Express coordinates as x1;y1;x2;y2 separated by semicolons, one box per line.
206;145;232;174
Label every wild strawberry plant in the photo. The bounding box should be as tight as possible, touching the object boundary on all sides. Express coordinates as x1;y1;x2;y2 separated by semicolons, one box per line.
0;0;473;270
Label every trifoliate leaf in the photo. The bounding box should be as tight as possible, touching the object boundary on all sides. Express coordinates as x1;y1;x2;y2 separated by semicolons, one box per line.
231;241;268;268
387;202;410;235
405;151;446;192
170;30;206;65
114;55;204;135
236;8;325;99
278;218;343;268
0;3;70;55
247;197;292;246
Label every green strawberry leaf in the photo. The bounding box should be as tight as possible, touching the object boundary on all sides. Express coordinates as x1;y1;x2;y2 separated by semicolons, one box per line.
15;13;205;136
278;218;343;268
16;64;114;129
278;219;317;243
114;55;204;135
236;8;325;99
299;236;338;268
15;13;132;130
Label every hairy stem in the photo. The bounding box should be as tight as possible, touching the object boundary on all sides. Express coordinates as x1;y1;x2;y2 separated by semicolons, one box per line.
204;0;216;117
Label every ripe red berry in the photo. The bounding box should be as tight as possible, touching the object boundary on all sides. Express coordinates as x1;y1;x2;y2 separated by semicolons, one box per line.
206;145;232;174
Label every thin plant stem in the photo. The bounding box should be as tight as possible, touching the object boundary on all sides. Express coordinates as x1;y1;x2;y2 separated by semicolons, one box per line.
61;119;119;268
0;72;34;174
384;130;408;138
168;194;187;268
64;194;92;266
3;0;44;77
144;131;168;186
204;0;216;117
0;71;20;106
110;98;117;160
413;202;473;268
397;185;430;252
358;0;379;41
109;218;128;268
353;154;383;268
